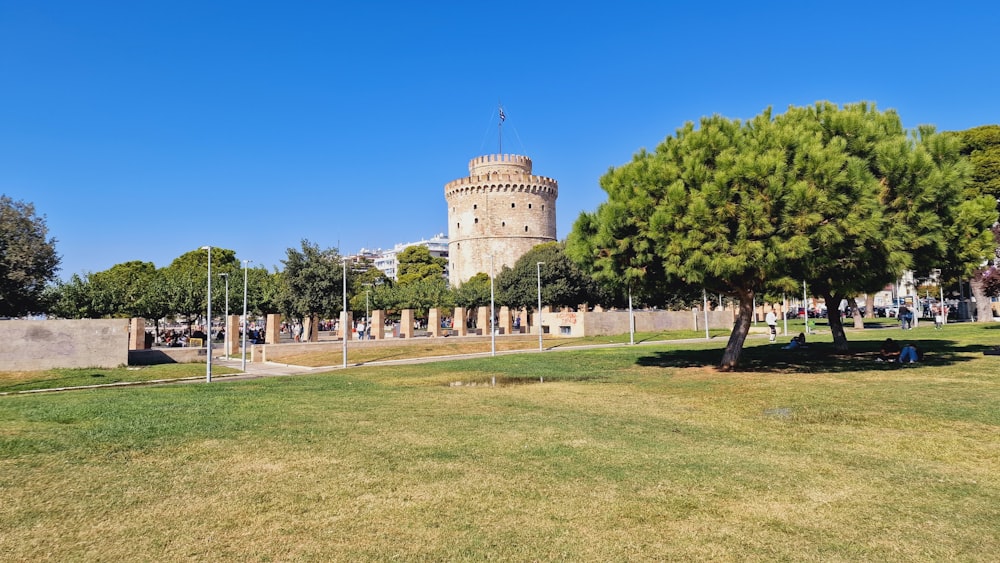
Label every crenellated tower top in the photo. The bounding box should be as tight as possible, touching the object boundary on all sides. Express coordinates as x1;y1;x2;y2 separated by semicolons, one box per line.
468;154;532;176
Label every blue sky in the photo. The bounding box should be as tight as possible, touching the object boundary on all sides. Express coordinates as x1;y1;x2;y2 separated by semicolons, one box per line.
3;1;999;278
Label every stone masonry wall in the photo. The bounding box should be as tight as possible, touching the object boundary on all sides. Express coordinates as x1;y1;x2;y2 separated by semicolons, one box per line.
0;319;128;370
445;154;558;285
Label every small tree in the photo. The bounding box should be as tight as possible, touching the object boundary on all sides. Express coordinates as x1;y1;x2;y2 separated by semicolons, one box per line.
497;242;601;311
453;272;491;313
163;247;239;333
0;195;60;316
279;240;347;322
396;246;447;285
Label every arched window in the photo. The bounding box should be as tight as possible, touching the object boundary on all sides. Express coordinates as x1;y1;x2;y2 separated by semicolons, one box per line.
524;226;529;232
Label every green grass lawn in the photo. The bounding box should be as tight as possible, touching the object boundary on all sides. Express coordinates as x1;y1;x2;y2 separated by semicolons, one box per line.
0;363;240;394
0;323;997;560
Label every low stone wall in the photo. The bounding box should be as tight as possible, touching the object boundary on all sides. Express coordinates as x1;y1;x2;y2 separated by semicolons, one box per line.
0;319;128;370
129;347;207;365
540;309;736;337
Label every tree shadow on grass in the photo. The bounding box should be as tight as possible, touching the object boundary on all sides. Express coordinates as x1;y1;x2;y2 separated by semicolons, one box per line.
635;339;995;374
0;371;108;393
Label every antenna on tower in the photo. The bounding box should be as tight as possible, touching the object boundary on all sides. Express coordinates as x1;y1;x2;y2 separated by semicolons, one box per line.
498;101;506;154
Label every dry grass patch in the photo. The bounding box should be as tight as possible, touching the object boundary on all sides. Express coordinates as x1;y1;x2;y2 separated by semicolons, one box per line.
1;326;998;560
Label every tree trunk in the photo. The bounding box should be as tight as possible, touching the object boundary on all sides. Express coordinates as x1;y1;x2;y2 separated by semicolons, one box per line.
969;277;995;322
720;291;754;370
823;291;850;352
864;293;875;319
851;296;865;329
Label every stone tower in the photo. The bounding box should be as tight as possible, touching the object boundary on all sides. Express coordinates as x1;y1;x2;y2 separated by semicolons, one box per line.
445;153;558;285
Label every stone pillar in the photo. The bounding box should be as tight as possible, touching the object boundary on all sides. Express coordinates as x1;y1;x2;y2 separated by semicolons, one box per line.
534;308;548;335
453;307;467;336
303;314;319;342
129;318;145;350
371;309;385;340
477;306;490;336
400;309;414;338
339;311;353;341
227;315;240;356
428;308;441;337
499;306;512;335
265;314;281;344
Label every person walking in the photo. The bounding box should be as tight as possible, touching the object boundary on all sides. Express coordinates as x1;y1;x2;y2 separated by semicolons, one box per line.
765;309;777;342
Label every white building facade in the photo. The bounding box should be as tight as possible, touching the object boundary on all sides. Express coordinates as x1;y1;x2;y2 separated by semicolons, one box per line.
373;233;450;281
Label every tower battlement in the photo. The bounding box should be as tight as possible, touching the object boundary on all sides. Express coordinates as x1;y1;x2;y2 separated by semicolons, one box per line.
468;153;533;176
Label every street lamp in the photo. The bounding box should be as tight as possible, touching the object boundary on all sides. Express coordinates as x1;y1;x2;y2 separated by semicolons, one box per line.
241;259;251;371
702;288;709;340
219;273;229;360
490;254;496;362
342;258;348;368
628;285;635;346
201;246;212;383
536;261;545;352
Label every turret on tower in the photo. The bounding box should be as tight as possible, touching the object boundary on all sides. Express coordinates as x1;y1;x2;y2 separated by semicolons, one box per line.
445;153;558;285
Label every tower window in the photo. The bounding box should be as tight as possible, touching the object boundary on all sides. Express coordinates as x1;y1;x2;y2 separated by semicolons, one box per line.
457;223;460;229
473;204;477;210
524;226;529;232
511;203;516;208
501;221;506;227
528;203;532;209
474;218;478;224
542;205;545;210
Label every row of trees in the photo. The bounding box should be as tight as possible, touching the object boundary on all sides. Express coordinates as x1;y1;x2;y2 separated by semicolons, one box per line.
41;240;604;336
567;102;999;368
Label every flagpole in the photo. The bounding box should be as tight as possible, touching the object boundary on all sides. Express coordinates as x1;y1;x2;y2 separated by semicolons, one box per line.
498;102;505;154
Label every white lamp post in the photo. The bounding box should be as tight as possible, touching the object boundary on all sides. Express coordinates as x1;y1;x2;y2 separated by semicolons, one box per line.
342;258;348;368
201;246;212;383
219;272;229;360
783;293;788;337
536;261;545;352
628;285;635;346
703;289;710;340
241;259;251;371
490;254;496;361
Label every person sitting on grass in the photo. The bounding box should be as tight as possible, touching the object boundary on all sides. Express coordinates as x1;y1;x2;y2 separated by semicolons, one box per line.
783;332;807;350
899;343;920;364
878;338;901;362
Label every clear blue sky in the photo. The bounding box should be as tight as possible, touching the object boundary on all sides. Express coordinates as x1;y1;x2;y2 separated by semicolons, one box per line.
3;1;998;279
